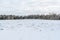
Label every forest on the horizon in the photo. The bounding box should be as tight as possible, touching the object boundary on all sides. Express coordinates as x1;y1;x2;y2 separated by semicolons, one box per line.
0;14;60;20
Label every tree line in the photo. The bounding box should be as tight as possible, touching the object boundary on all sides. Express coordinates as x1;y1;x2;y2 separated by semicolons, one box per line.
0;14;60;20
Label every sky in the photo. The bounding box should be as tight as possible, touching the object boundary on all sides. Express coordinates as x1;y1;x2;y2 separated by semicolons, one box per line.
0;0;60;13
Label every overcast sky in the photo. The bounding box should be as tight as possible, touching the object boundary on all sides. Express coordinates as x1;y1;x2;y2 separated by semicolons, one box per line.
0;0;60;12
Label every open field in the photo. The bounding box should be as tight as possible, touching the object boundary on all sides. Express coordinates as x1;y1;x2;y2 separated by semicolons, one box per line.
0;19;60;40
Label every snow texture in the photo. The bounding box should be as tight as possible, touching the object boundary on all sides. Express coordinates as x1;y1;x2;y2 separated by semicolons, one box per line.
0;19;60;40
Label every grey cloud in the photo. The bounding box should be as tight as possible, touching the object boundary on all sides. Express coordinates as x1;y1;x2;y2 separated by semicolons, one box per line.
0;0;60;11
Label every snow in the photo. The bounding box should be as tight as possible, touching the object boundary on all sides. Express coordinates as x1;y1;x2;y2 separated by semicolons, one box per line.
0;19;60;40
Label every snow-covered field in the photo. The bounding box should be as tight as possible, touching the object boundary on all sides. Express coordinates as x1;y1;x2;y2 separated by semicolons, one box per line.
0;19;60;40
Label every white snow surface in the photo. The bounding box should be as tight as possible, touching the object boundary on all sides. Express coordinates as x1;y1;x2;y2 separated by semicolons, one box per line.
0;19;60;40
